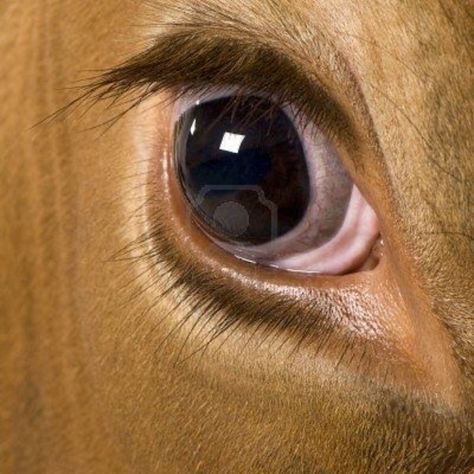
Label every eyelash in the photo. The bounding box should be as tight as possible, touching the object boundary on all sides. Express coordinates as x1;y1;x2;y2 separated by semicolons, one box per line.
116;206;339;362
134;92;360;354
66;48;350;151
106;89;339;358
171;84;330;143
64;48;360;357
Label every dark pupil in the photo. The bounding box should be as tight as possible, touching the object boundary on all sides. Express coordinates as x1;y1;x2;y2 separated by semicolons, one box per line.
175;96;310;245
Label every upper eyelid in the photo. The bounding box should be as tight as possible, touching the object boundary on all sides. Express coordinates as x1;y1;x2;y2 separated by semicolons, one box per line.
79;28;360;147
171;87;315;138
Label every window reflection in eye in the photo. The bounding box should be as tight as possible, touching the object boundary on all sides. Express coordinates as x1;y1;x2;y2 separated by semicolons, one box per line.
174;92;380;275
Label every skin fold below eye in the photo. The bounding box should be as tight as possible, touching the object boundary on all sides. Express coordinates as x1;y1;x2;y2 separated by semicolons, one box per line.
173;92;380;274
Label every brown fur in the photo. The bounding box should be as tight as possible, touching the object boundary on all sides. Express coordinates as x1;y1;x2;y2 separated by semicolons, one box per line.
1;1;473;472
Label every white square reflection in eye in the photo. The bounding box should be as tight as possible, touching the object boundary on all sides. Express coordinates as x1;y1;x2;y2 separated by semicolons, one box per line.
190;119;197;135
220;132;246;154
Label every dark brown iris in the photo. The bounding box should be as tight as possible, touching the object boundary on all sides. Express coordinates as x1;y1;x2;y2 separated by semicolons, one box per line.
175;96;311;245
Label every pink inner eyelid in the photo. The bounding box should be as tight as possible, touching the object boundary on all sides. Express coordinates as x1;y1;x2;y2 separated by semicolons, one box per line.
266;115;379;274
224;185;379;275
267;186;379;274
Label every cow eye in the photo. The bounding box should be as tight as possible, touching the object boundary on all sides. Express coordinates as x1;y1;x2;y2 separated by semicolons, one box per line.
174;93;380;275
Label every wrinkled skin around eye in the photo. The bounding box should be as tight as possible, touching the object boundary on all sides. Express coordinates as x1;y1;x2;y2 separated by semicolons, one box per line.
174;94;380;274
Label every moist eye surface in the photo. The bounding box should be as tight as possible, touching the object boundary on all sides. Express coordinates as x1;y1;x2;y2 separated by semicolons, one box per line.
173;93;378;275
175;95;311;245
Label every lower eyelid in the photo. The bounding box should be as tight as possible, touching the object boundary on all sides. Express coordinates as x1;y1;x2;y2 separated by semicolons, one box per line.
147;153;387;362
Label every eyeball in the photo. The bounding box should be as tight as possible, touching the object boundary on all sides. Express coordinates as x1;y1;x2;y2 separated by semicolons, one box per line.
173;93;379;275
